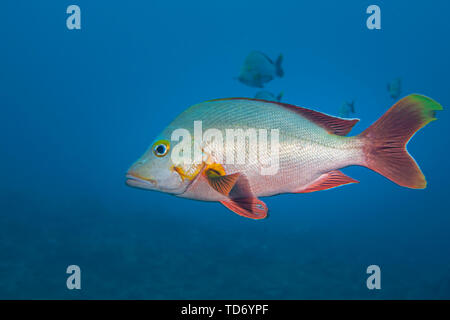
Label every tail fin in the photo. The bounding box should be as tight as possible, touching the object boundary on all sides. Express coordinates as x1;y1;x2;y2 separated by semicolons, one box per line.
276;91;284;102
359;94;443;189
275;54;284;77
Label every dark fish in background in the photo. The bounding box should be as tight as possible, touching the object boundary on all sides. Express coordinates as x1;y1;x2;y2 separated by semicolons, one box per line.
338;100;356;118
254;90;283;102
388;78;402;99
238;51;284;88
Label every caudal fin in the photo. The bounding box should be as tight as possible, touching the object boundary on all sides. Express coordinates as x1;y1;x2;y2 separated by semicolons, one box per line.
276;91;284;102
359;94;443;189
275;54;284;77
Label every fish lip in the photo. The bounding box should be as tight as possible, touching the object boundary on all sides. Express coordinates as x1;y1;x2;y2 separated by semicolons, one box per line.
126;173;186;194
125;173;157;188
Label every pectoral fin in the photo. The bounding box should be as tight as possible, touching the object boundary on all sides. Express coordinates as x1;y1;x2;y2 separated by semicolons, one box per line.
220;173;268;219
206;173;240;196
205;167;240;196
205;167;269;219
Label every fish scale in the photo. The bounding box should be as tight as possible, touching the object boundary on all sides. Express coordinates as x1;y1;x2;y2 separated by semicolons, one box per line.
168;99;363;198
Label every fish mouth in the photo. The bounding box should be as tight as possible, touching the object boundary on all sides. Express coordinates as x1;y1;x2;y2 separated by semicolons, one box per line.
125;173;157;189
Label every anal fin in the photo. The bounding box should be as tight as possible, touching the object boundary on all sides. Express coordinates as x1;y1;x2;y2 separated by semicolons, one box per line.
296;170;359;193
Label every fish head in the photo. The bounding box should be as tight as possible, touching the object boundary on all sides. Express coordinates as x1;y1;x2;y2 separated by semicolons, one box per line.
126;137;201;195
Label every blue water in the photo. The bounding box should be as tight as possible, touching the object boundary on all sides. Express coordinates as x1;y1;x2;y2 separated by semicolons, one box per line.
1;0;449;299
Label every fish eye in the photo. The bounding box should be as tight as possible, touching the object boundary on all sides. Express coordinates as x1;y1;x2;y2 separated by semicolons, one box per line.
152;140;170;157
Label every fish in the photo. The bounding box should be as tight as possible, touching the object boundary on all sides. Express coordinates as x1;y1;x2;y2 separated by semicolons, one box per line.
338;100;356;118
254;90;283;102
388;78;402;99
237;51;283;88
126;94;442;219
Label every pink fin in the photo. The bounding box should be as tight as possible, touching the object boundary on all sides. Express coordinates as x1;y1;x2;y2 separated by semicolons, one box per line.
206;172;240;196
220;198;268;219
218;173;268;219
296;170;359;193
208;98;359;136
358;94;442;189
275;102;359;136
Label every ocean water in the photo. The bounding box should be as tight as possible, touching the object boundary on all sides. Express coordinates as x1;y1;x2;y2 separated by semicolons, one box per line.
1;0;449;299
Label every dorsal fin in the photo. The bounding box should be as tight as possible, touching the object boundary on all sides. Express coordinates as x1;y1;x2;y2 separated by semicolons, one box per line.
207;98;359;136
270;101;359;136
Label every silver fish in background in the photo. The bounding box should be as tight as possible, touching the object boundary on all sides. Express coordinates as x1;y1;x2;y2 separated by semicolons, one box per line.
254;90;283;102
238;51;284;88
338;100;356;118
388;78;402;99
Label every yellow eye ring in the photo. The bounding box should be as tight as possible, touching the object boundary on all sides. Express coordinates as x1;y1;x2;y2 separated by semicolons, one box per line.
152;140;170;157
